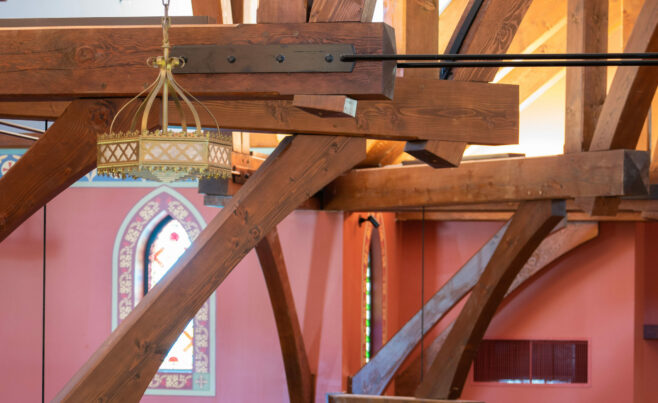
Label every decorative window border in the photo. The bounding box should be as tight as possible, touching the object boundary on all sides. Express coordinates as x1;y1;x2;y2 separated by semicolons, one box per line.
111;186;216;396
361;212;388;365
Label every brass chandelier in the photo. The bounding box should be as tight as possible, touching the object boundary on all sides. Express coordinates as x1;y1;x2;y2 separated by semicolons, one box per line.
97;0;232;183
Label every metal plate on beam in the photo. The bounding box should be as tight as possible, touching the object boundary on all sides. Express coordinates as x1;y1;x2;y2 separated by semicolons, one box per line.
172;44;355;74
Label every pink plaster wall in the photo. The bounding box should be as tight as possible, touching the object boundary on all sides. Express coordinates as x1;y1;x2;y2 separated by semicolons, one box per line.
390;220;654;403
0;186;343;403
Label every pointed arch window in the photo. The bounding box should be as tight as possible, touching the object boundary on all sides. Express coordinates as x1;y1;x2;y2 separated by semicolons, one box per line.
362;213;388;364
112;187;215;396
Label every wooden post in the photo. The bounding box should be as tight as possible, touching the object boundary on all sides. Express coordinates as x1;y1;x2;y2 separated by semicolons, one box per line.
53;135;365;401
415;199;566;399
564;0;608;153
256;229;314;403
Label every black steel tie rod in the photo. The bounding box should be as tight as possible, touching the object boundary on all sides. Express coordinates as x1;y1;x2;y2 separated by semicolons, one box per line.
340;52;658;68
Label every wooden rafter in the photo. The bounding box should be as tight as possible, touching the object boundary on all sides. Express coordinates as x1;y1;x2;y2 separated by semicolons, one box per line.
415;199;566;399
0;99;132;243
445;0;533;82
395;222;599;395
255;229;314;403
324;150;649;211
257;0;307;23
309;0;377;23
54;135;366;401
0;23;395;100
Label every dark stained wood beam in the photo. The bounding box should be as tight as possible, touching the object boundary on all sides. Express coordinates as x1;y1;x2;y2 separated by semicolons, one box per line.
589;0;658;151
309;0;377;23
324;150;649;211
169;77;519;144
53;135;366;401
0;100;69;120
445;0;533;82
257;0;307;23
0;99;125;243
255;229;313;403
415;199;566;399
0;23;395;100
564;0;608;153
395;222;599;395
292;95;357;118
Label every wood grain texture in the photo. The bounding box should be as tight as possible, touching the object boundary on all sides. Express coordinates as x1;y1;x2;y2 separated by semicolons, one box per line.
191;0;224;23
404;140;467;168
0;99;125;243
415;200;566;399
351;222;510;396
405;0;439;79
395;222;598;395
0;100;69;120
324;150;650;211
589;0;658;151
257;0;307;23
0;23;395;100
445;0;533;82
189;78;518;144
53;135;366;401
328;394;481;403
309;0;377;22
255;229;313;403
564;0;608;153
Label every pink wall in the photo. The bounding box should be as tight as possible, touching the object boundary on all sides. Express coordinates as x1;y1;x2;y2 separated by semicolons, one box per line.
0;186;343;403
385;220;658;403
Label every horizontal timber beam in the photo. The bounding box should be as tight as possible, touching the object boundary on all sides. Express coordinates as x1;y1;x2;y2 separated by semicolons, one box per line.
323;150;649;211
0;77;519;144
0;23;395;100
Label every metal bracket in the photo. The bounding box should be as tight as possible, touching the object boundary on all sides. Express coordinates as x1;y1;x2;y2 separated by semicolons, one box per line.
172;44;356;74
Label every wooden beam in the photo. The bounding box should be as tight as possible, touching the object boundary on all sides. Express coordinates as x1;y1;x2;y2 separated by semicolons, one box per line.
328;394;481;403
293;95;358;118
191;0;226;23
439;0;469;53
179;77;519;144
324;150;649;211
0;99;125;243
505;0;566;55
230;0;243;23
415;199;566;399
589;0;658;151
0;100;69;120
309;0;377;22
255;229;313;403
53;135;366;401
564;0;608;153
351;222;511;396
257;0;307;23
0;16;215;26
404;141;467;169
405;0;439;80
445;0;533;82
395;223;598;395
0;23;395;100
396;210;647;222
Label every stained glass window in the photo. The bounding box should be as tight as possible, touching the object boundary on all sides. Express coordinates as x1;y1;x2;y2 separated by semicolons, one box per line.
362;221;386;365
365;249;373;362
146;217;194;372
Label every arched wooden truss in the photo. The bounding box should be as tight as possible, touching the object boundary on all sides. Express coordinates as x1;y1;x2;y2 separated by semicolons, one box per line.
0;0;656;401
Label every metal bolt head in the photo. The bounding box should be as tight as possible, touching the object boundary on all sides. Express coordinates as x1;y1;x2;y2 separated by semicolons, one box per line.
275;54;285;63
227;55;236;64
325;54;334;63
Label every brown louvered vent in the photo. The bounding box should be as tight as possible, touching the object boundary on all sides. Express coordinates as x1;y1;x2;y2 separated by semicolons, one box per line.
474;340;588;384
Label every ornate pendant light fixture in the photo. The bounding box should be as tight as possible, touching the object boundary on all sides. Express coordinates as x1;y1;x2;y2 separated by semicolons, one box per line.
97;0;232;183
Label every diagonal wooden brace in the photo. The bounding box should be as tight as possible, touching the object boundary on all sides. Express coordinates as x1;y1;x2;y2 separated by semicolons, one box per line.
415;199;566;399
53;134;365;402
256;228;314;403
